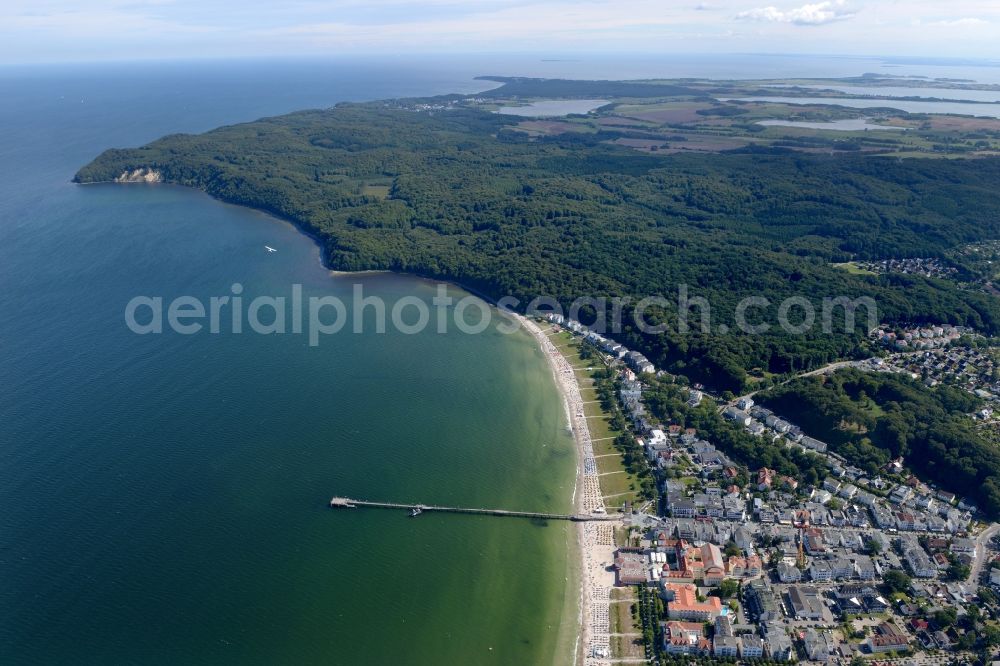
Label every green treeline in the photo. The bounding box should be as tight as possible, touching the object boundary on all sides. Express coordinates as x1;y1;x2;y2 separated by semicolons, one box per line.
760;368;1000;517
75;101;1000;391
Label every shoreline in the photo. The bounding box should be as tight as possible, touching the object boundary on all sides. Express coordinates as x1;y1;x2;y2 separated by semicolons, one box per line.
85;178;612;664
515;314;616;666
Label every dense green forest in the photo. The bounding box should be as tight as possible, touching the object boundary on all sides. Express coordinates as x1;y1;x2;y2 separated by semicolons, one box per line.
760;368;1000;516
75;87;1000;390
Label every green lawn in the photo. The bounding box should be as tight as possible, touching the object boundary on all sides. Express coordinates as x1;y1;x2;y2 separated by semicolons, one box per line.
360;183;391;199
601;470;640;499
832;261;877;276
596;455;626;475
592;438;620;457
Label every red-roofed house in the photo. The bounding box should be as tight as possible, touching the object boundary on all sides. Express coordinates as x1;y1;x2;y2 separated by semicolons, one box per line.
664;583;724;621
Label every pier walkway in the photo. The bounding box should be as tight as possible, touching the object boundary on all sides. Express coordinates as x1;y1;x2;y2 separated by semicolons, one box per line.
329;497;618;522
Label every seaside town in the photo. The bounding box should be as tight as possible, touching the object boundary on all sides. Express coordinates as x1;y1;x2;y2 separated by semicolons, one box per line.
536;313;1000;666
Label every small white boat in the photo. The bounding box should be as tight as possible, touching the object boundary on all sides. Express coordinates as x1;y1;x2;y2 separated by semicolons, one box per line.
265;245;277;253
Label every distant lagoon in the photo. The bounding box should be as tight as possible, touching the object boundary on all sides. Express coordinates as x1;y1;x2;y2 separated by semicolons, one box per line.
757;118;905;131
497;99;608;116
719;96;1000;119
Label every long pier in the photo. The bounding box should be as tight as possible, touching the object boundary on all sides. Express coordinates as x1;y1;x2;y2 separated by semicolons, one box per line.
329;497;617;522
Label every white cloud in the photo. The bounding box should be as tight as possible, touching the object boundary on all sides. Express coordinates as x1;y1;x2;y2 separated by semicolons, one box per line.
736;1;854;25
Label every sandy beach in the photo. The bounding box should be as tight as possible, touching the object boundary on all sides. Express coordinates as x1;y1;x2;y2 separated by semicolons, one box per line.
517;315;618;666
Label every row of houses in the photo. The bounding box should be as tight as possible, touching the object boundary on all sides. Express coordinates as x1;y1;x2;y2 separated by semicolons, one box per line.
546;313;656;374
869;500;971;535
662;615;790;660
777;553;879;583
722;399;829;453
746;401;827;452
873;323;965;351
747;404;976;537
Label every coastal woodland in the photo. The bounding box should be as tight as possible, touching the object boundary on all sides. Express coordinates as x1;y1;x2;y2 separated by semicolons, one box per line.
75;79;1000;392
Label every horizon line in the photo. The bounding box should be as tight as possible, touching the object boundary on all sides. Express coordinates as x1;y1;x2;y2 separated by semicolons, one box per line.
2;51;1000;69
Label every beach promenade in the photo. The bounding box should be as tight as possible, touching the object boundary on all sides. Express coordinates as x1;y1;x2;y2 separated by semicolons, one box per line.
517;315;618;666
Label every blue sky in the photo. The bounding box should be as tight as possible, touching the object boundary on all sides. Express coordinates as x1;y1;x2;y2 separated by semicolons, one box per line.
2;0;998;64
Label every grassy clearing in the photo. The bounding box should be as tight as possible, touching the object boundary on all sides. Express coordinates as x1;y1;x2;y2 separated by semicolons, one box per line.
361;184;391;199
833;261;877;276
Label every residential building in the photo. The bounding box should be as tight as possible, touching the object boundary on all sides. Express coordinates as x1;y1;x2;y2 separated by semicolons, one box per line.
890;485;913;504
723;494;746;522
801;436;828;453
757;467;776;491
663;583;723;621
778;562;802;583
787;585;825;621
713;636;740;658
803;628;833;662
740;635;765;659
853;555;877;581
723;407;751;426
809;560;833;582
733;526;753;552
951;538;976;555
765;627;795;662
700;543;727;585
830;556;855;580
745;579;780;622
901;539;937;578
866;622;910;654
